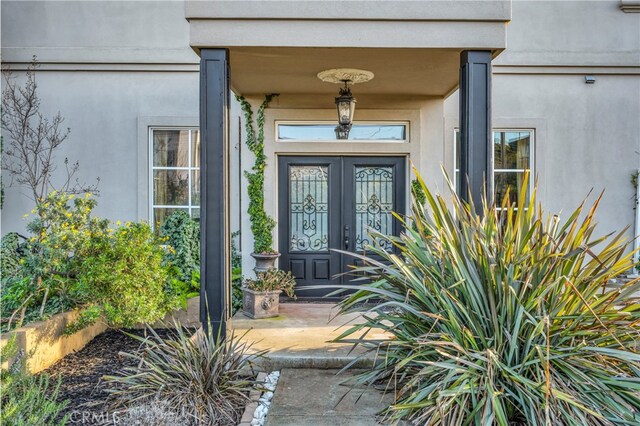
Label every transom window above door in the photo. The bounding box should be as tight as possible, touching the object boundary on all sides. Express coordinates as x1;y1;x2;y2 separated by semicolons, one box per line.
150;127;200;225
276;121;408;142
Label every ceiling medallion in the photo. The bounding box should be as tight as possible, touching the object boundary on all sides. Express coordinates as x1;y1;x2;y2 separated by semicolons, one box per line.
317;68;375;85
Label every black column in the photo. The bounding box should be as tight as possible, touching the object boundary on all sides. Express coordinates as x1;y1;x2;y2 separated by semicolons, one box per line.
200;49;230;339
459;50;492;213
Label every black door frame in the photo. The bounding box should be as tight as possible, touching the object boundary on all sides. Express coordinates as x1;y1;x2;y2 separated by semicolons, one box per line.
278;155;406;299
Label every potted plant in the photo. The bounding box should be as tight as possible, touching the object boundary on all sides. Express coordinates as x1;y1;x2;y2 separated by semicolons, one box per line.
242;268;296;319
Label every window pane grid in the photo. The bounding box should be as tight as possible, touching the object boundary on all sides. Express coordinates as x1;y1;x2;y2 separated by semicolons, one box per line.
453;130;534;204
150;128;200;226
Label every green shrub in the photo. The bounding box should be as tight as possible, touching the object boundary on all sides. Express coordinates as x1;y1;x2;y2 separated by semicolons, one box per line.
1;233;26;279
24;192;108;277
77;222;173;328
231;267;243;314
164;265;199;312
0;370;69;426
231;231;243;313
104;324;262;425
335;170;640;425
3;192;194;332
159;210;200;284
1;192;105;331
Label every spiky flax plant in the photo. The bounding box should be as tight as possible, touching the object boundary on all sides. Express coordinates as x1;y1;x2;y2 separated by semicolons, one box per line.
334;169;640;425
104;324;263;426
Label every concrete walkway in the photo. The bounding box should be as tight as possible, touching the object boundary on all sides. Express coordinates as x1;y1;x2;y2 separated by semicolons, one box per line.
231;303;388;370
265;368;393;426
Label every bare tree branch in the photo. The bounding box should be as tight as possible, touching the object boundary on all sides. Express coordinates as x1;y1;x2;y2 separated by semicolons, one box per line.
1;56;99;203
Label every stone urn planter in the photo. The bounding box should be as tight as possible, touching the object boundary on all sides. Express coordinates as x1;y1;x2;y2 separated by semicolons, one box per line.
242;288;281;319
251;252;281;273
242;268;297;319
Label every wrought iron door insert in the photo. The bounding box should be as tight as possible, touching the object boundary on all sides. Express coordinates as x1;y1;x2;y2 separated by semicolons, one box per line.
278;156;405;299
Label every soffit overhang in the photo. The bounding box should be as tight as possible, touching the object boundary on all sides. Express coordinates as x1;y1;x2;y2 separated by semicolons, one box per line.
186;0;510;96
227;47;472;97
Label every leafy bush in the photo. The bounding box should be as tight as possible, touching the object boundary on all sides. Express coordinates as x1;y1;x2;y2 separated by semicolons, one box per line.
0;370;69;426
1;232;26;279
231;267;243;314
165;265;200;311
243;268;296;298
77;222;174;328
231;230;243;313
2;192;193;332
24;192;108;275
159;210;200;284
1;192;106;331
335;171;640;425
104;324;262;425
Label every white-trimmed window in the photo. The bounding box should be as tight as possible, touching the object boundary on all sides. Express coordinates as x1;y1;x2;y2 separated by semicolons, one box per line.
150;127;200;225
454;129;534;204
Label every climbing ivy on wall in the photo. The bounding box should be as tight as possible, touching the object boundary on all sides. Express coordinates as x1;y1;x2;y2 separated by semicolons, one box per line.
236;94;278;254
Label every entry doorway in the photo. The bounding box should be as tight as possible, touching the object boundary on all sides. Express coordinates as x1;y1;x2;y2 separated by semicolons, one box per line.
278;156;406;299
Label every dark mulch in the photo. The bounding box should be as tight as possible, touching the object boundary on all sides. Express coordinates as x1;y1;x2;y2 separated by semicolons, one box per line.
42;328;184;421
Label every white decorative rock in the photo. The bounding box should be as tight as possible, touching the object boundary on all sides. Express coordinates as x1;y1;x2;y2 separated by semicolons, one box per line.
251;370;281;426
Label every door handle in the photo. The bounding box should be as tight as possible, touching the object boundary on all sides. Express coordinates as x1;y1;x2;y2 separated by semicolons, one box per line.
344;225;350;249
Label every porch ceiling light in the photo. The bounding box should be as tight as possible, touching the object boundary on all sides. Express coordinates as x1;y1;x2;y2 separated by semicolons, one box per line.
318;68;374;139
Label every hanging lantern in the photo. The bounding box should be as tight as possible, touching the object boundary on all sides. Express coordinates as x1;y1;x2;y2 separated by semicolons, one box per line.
335;80;356;126
317;69;374;141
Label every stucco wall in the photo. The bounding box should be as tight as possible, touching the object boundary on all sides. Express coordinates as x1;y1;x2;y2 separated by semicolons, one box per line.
1;1;205;233
2;0;197;64
1;71;200;232
494;0;640;67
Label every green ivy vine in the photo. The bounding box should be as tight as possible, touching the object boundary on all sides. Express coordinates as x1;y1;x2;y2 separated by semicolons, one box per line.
236;94;278;254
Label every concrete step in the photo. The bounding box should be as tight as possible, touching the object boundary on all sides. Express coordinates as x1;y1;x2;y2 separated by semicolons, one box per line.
231;303;386;370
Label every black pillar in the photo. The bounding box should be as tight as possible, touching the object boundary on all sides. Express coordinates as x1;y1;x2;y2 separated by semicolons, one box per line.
200;49;230;339
459;50;492;213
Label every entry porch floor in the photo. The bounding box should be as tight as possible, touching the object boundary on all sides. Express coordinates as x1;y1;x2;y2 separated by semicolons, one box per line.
231;303;387;370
